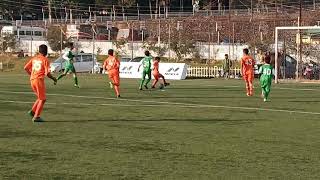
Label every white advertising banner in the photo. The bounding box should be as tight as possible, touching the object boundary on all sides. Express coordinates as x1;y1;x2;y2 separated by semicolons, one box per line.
119;62;188;80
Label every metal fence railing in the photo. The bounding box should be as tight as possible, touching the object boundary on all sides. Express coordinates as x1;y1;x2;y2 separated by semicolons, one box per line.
187;66;241;78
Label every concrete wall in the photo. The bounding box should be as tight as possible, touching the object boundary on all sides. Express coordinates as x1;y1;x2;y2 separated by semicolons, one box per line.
17;39;247;61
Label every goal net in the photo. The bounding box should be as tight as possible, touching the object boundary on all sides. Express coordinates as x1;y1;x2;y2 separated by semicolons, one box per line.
274;26;320;83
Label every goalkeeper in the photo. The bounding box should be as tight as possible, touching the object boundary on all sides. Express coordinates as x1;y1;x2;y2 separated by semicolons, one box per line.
57;42;79;88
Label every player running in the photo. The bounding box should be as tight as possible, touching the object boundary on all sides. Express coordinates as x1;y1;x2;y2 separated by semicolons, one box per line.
259;55;273;102
241;48;256;96
151;57;170;89
103;49;121;98
138;51;153;90
24;44;57;122
57;42;79;88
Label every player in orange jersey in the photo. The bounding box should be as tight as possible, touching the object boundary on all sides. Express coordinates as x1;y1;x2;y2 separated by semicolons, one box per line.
151;57;169;89
103;49;121;98
241;48;255;96
24;44;57;122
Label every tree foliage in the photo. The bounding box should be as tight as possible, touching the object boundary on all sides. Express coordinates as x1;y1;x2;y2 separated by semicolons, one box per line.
169;39;196;62
112;38;128;56
47;25;68;52
142;41;166;57
0;33;16;54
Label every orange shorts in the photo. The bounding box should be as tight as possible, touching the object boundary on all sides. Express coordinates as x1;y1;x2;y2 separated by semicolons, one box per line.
243;72;254;82
153;71;160;80
31;78;46;100
108;70;120;86
153;71;164;80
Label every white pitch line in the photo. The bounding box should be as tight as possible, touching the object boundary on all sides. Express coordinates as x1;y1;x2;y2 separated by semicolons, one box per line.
1;91;320;115
204;85;320;92
204;85;241;88
276;87;320;91
0;100;192;108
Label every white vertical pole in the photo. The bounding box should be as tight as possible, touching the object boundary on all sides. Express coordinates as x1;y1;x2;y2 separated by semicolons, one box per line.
168;23;171;59
60;27;63;53
113;5;116;21
70;9;73;24
42;8;45;22
131;23;134;59
232;22;235;60
275;28;279;84
48;0;52;24
158;19;161;45
149;0;152;19
137;3;140;20
122;6;125;21
92;24;94;61
65;7;68;23
89;6;91;21
296;17;300;81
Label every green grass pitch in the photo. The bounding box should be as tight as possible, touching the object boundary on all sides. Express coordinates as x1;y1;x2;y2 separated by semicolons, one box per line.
0;73;320;179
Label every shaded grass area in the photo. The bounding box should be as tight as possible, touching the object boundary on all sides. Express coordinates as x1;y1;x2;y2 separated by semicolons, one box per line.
0;73;320;179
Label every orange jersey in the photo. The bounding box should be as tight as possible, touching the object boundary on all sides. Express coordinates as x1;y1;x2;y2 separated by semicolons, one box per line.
24;54;50;80
153;60;159;73
241;55;255;75
103;56;120;72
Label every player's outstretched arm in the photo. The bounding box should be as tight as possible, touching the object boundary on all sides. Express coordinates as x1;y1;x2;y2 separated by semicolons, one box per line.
103;60;107;71
138;59;144;72
24;59;32;75
240;59;244;76
62;49;69;61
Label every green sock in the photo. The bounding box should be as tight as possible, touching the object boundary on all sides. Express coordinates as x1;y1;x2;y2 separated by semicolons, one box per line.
262;88;266;98
57;74;64;80
265;89;270;99
140;79;145;88
74;76;78;85
145;78;151;86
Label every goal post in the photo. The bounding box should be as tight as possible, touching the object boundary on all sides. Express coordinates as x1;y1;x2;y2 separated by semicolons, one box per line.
274;26;320;83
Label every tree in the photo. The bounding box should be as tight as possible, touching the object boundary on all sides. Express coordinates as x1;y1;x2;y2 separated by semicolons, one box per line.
0;33;16;54
142;41;166;57
113;38;128;56
47;25;68;53
169;39;197;62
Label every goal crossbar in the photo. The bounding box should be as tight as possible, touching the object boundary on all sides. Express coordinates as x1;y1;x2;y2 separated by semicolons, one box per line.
274;26;320;83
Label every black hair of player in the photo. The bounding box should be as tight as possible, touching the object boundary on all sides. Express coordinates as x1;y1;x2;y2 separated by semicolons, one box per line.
145;50;150;56
67;42;74;48
264;55;271;64
39;44;48;56
155;57;160;61
108;49;114;56
243;48;249;55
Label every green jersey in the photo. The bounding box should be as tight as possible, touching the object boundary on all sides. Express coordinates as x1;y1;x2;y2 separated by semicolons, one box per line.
259;64;273;87
140;56;152;71
62;48;74;67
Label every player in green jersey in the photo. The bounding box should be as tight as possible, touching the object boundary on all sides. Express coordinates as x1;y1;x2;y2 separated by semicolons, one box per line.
259;55;273;102
138;51;153;90
57;42;79;88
